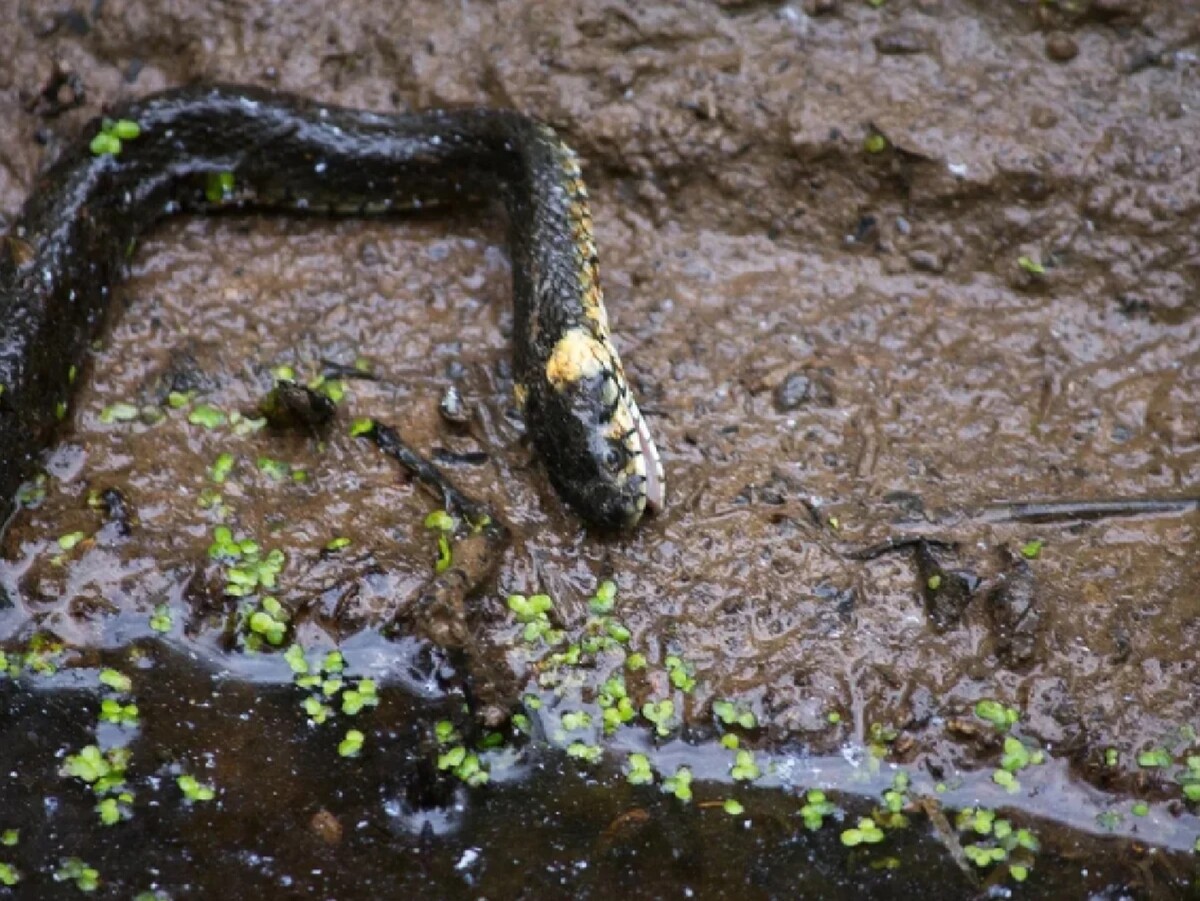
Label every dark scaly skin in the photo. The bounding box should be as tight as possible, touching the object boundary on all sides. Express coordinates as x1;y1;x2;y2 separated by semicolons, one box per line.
0;85;663;530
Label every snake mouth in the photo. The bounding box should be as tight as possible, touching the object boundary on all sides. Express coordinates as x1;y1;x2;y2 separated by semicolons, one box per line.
634;409;664;515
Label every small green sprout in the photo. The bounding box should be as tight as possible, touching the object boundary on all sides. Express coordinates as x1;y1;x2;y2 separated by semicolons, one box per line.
626;652;647;671
54;858;100;892
1132;802;1149;817
303;696;333;724
177;774;215;802
841;818;885;846
247;596;289;646
205;171;236;203
324;536;351;552
560;711;592;731
0;863;18;886
507;593;553;623
0;830;16;847
993;769;1019;793
1105;748;1119;767
337;729;365;758
256;457;290;481
964;843;1007;867
1019;539;1044;559
98;668;132;693
58;531;86;552
1137;747;1172;768
318;379;346;404
1096;810;1122;831
627;753;654;785
800;790;837;830
1017;256;1046;276
90;132;122;156
100;402;140;424
974;699;1019;731
828;711;842;724
284;644;308;675
149;603;173;633
606;621;632;644
567;742;603;764
641;699;676;737
665;655;696;693
99;698;139;726
341;680;379;715
209;453;235;483
167;390;193;409
424;510;455;532
1000;736;1035;773
926;574;942;590
96;794;132;826
713;700;757;730
436;746;488;785
589;580;617;614
187;404;226;429
349;417;375;437
63;745;117;785
111;119;141;140
731;750;761;782
435;534;452;573
864;133;888;154
322;650;345;674
663;766;693;802
724;799;745;816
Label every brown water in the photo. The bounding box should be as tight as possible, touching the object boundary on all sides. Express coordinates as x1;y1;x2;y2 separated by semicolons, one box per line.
2;0;1199;896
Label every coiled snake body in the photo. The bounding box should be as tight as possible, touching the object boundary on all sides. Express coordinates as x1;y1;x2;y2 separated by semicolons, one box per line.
0;86;664;529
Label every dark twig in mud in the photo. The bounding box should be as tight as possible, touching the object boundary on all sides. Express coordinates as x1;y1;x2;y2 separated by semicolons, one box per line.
363;419;514;725
319;358;380;381
368;420;496;527
840;496;1200;559
979;497;1200;524
841;535;958;561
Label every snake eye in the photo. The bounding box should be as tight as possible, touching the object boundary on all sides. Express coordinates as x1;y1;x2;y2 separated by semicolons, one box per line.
604;446;622;470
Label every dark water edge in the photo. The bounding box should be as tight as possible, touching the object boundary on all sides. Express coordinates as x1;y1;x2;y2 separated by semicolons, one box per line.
0;642;1194;900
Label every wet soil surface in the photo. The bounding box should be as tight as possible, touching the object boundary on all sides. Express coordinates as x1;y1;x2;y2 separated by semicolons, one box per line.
2;0;1200;896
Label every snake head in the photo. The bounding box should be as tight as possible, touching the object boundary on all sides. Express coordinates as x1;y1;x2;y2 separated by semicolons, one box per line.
526;330;664;529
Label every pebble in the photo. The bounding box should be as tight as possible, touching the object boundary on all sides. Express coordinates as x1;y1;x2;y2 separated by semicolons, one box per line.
774;371;835;412
1045;32;1079;63
874;27;931;56
805;0;839;14
908;249;945;274
439;384;471;424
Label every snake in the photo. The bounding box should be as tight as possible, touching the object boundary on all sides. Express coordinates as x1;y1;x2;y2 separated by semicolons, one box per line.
0;85;664;530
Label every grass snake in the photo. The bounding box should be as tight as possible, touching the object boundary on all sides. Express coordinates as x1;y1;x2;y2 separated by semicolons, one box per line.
0;85;664;530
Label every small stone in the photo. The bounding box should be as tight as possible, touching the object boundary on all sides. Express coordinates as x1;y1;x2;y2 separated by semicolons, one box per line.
1045;32;1078;62
438;385;471;424
805;0;839;14
1086;0;1144;22
874;28;931;55
908;249;945;274
1030;107;1059;129
774;370;835;412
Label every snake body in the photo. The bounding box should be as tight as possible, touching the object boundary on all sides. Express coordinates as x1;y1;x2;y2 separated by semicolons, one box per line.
0;85;664;529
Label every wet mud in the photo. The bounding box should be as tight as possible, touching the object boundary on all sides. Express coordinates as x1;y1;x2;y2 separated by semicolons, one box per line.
2;0;1199;896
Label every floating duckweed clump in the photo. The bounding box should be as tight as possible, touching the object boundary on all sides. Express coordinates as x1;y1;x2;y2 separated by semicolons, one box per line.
664;766;693;802
177;774;216;803
54;857;100;892
148;604;173;633
800;790;838;830
975;699;1019;731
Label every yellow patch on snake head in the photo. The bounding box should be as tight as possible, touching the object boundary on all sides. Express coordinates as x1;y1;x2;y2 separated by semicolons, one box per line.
545;329;611;390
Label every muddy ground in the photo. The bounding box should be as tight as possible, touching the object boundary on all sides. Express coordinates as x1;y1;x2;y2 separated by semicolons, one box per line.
1;0;1199;896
